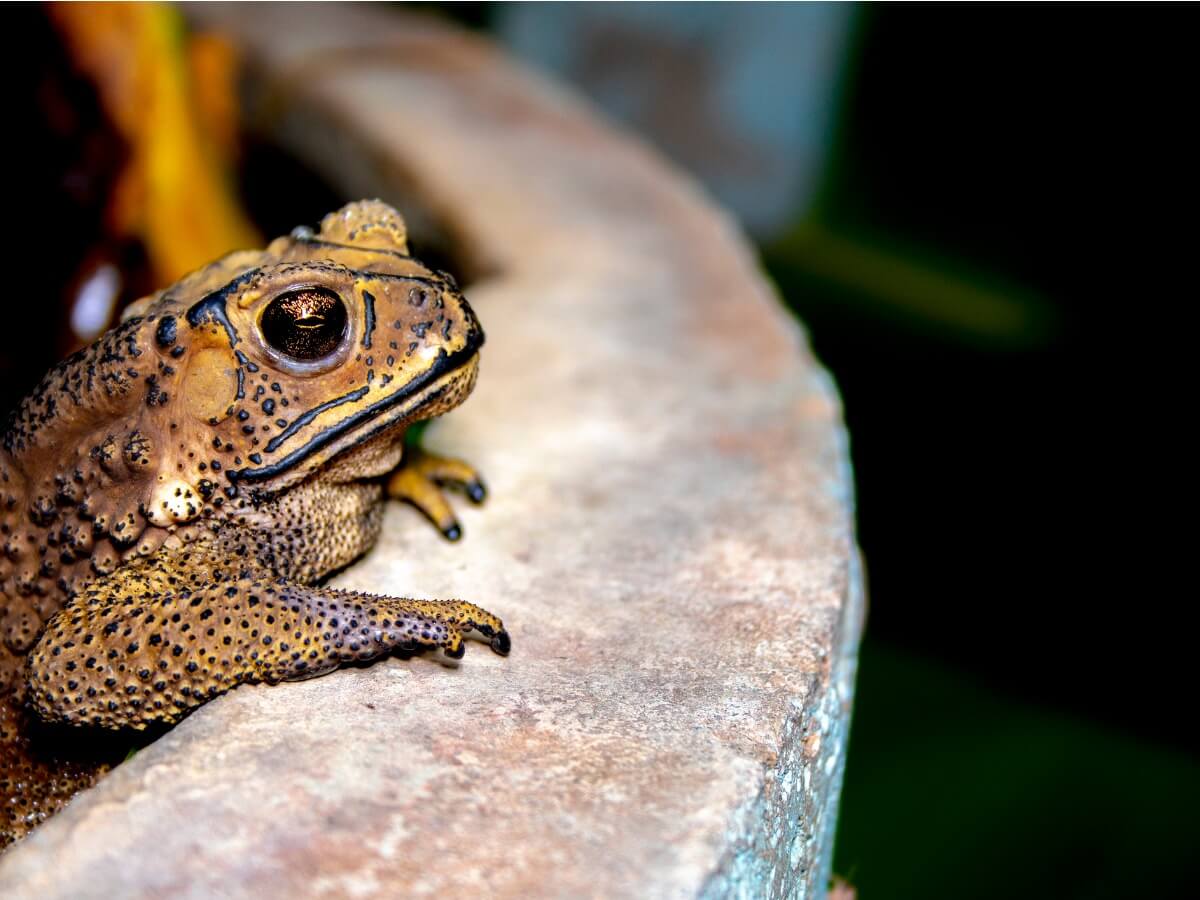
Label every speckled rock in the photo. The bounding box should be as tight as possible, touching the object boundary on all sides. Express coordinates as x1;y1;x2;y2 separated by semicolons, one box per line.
0;6;863;899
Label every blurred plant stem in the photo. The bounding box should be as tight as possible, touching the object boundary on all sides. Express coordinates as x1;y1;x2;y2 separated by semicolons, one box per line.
49;2;258;286
765;221;1055;349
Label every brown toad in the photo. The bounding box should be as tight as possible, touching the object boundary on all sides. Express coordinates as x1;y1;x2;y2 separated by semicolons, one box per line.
0;200;508;847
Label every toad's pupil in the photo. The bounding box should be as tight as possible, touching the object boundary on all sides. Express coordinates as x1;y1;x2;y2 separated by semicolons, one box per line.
262;288;348;360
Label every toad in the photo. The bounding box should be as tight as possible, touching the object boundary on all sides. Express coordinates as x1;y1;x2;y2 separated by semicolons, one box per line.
0;200;508;847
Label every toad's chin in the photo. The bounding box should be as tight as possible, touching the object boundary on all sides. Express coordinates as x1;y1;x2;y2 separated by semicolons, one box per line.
230;349;480;495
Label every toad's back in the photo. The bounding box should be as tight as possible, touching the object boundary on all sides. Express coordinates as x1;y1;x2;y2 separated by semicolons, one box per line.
0;317;189;692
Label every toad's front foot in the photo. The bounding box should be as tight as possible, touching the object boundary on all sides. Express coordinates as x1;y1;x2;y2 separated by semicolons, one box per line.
406;598;512;659
387;446;486;541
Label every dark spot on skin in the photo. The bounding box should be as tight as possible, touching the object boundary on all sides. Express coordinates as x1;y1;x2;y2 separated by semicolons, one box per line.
155;317;177;348
262;385;369;454
186;274;253;345
144;375;168;407
362;290;376;348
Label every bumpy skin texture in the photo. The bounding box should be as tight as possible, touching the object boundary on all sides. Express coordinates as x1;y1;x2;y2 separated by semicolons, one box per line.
0;201;507;847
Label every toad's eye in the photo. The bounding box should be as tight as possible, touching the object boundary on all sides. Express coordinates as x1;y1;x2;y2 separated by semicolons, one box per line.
261;288;348;360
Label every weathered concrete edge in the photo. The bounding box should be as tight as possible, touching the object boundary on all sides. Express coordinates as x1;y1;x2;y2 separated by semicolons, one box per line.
187;11;864;897
738;552;863;900
700;368;865;900
236;54;866;900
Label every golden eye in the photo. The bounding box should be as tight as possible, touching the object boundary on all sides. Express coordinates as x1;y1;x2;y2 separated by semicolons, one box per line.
261;288;348;360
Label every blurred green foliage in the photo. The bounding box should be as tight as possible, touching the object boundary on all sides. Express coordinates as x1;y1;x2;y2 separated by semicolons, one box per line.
764;222;1055;350
834;638;1199;898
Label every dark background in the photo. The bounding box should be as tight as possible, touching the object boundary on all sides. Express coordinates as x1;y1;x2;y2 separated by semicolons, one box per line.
771;8;1195;896
5;4;1194;897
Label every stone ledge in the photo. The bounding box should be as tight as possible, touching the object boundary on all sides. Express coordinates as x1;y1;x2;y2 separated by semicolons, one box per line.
0;7;864;898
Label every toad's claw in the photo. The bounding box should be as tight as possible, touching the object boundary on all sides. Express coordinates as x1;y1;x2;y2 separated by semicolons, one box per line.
387;447;487;540
490;630;512;656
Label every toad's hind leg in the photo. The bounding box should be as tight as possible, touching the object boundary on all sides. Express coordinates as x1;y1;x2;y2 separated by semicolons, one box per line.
25;570;509;731
387;446;486;541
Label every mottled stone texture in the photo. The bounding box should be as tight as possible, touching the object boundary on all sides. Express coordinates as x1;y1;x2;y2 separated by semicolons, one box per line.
0;6;863;898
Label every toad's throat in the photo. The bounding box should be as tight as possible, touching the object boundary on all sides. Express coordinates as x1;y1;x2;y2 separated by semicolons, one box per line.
229;338;482;485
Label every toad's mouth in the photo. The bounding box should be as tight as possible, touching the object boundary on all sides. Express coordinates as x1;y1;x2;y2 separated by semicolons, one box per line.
227;341;482;489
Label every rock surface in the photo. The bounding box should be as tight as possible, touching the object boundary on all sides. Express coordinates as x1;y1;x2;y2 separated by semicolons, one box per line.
0;6;863;898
